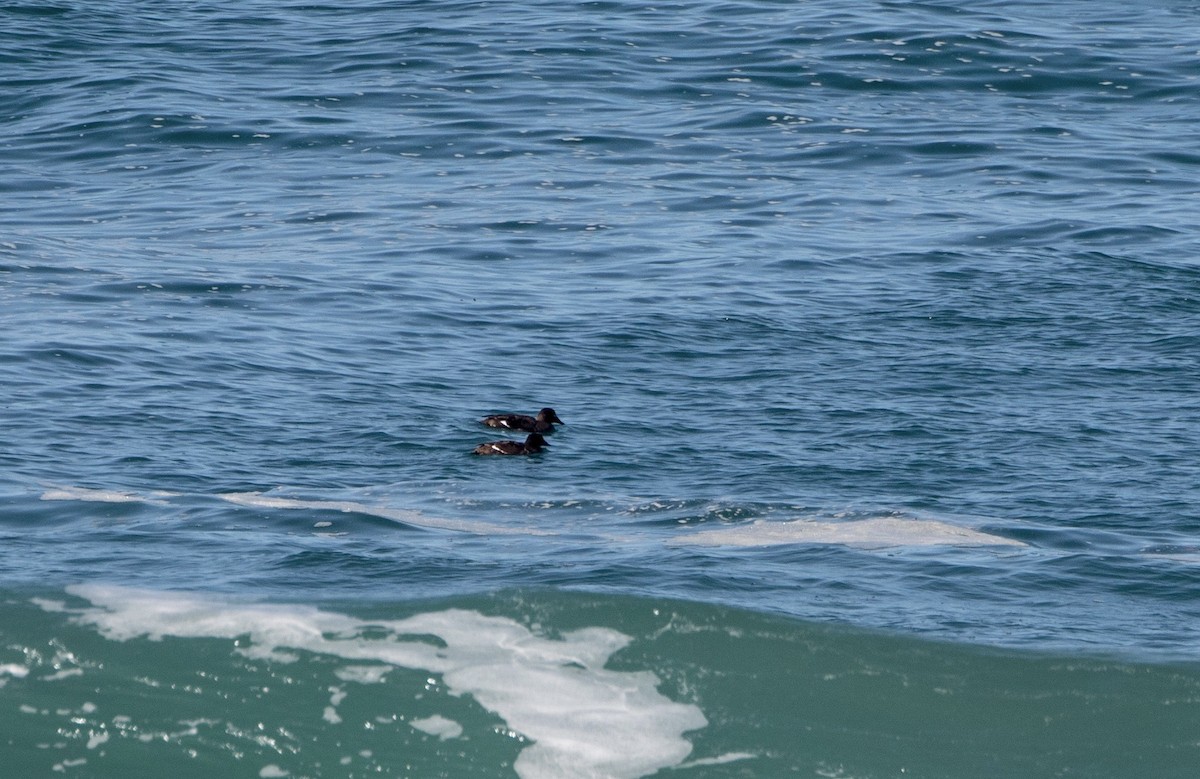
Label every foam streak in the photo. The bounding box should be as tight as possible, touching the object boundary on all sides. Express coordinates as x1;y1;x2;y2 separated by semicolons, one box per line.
62;584;704;779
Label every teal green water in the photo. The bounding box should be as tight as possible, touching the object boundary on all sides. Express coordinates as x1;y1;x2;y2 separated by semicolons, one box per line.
3;0;1200;774
4;589;1198;778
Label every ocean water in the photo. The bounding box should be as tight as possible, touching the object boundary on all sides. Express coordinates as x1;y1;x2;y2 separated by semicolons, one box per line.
2;0;1199;775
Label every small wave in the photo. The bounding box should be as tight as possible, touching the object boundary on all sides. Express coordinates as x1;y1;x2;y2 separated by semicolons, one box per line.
1142;546;1200;565
218;492;558;537
37;487;559;538
670;516;1024;549
40;486;175;506
58;584;706;779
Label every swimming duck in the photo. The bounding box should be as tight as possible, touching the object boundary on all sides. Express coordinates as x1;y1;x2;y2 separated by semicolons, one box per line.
472;432;550;456
480;407;564;433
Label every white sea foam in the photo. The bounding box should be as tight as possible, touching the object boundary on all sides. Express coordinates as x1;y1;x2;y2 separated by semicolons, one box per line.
219;492;558;537
0;663;29;687
40;486;175;505
324;686;347;724
334;665;391;684
671;516;1023;549
678;751;758;768
1143;548;1200;565
409;714;463;740
59;584;705;779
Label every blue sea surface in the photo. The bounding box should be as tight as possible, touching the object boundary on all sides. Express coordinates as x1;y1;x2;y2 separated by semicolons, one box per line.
3;0;1199;776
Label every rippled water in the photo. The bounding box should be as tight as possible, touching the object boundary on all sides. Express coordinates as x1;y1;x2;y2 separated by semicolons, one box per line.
3;0;1199;775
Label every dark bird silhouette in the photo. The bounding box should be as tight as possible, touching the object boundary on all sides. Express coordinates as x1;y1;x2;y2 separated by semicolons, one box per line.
480;407;564;433
473;433;550;456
